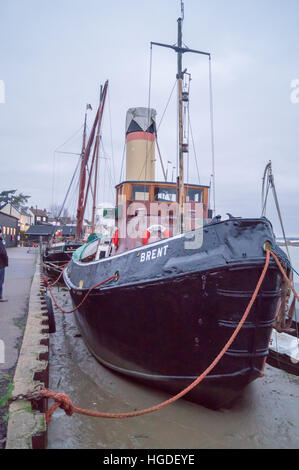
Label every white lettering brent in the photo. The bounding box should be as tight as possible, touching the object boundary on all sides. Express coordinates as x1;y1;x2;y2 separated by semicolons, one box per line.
140;244;169;263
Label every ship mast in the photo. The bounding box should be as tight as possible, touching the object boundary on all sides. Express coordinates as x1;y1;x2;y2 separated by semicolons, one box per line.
151;1;210;232
177;14;184;234
91;85;103;233
75;105;92;239
75;81;109;239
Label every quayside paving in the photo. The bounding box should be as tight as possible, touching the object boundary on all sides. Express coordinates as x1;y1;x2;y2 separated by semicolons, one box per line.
0;246;46;448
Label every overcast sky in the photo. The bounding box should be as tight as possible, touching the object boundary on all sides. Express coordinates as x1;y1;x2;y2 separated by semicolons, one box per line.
0;0;298;235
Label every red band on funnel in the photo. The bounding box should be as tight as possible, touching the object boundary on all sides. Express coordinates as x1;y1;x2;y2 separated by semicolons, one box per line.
126;131;156;142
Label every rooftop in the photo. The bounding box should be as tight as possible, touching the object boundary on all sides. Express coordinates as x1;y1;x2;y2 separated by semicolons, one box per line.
25;224;55;236
30;207;48;217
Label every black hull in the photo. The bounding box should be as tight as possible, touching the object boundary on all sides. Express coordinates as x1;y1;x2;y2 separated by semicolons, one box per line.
64;217;283;407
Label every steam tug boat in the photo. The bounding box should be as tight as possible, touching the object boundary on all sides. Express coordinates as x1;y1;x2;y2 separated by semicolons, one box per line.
63;8;283;407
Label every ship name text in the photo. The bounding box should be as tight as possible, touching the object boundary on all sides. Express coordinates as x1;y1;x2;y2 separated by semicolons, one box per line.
140;244;169;263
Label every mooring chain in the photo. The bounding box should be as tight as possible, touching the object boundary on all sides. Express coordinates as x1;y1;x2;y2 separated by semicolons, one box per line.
7;384;44;405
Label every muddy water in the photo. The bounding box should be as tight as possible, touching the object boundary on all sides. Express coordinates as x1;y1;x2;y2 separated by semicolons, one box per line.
47;287;299;449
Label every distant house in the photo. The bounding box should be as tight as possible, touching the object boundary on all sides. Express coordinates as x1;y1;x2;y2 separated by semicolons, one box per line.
19;207;34;231
30;207;48;225
0;203;21;220
25;224;55;243
0;211;19;247
0;203;34;231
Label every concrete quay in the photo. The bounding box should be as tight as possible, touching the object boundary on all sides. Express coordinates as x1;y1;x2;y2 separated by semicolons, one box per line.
0;247;50;449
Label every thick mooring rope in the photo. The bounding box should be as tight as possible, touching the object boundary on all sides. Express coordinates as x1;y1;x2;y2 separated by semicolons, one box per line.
47;274;117;315
39;250;271;423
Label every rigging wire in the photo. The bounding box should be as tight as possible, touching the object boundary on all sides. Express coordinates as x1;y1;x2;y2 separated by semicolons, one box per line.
57;155;81;220
51;124;85;208
261;161;291;262
155;79;177;181
107;88;116;188
188;112;201;185
148;43;153;120
65;172;78;223
136;74;177;183
155;137;167;181
119;141;126;183
54;125;84;152
156;79;177;132
144;42;153;193
261;177;271;217
54;151;81;156
209;56;216;215
51;152;56;208
99;138;115;203
86;163;95;203
105;158;116;202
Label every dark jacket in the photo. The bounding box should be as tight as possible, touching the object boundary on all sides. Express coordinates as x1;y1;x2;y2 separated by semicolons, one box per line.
0;237;8;268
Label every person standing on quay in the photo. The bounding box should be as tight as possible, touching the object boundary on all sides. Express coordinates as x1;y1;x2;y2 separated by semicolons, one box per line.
0;228;8;302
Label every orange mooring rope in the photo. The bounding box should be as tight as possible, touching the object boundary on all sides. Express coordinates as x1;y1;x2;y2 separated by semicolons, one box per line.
47;274;117;315
43;262;69;288
39;249;271;424
270;250;299;302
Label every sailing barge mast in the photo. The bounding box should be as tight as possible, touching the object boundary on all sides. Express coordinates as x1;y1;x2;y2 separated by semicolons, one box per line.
75;81;109;239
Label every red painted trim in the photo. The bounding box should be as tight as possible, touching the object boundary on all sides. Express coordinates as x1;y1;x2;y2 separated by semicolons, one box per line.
126;131;156;142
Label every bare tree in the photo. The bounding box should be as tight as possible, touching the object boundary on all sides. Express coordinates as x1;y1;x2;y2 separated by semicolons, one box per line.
48;205;72;225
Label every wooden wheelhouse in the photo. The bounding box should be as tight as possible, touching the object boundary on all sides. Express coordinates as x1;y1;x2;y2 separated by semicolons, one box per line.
116;180;209;206
113;180;212;254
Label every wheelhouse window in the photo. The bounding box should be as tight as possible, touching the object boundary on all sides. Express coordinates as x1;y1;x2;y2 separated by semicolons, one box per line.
154;186;177;202
186;188;202;202
132;185;149;201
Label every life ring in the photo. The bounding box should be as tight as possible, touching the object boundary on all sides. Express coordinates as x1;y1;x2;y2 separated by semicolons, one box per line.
142;224;170;245
112;229;119;248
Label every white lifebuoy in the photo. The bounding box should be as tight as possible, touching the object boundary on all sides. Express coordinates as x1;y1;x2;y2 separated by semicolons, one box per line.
142;224;170;245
